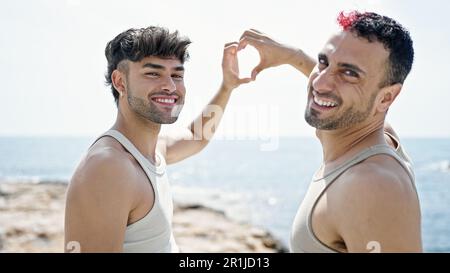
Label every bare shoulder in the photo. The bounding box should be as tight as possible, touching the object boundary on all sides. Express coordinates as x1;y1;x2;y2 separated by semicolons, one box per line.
67;138;139;206
329;157;421;252
337;156;417;208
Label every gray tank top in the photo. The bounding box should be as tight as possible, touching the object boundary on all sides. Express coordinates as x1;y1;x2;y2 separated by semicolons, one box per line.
290;135;416;253
94;130;179;253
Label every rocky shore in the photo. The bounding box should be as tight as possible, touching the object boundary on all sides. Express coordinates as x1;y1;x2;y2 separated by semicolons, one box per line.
0;181;286;253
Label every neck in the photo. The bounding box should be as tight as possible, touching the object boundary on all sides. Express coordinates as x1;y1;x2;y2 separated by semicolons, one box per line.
316;119;386;164
111;106;161;163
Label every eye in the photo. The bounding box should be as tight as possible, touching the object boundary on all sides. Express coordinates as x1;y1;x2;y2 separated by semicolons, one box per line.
172;74;184;80
318;57;328;70
145;72;159;77
343;69;359;78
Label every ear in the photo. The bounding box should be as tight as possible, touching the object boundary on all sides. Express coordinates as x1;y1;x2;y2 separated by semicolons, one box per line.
376;83;402;113
111;69;127;97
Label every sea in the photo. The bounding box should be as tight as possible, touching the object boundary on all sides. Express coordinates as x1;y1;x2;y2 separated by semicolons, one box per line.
0;136;449;252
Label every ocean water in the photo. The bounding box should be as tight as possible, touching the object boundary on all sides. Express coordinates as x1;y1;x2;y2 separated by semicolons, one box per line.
0;136;449;252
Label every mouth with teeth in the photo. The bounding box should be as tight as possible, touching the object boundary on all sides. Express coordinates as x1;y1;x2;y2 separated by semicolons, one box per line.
150;95;179;107
311;91;339;110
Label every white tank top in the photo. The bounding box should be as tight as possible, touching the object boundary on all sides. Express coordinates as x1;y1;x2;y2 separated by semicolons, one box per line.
96;130;179;253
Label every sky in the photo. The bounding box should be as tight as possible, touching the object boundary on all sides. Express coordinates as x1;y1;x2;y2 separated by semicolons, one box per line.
1;0;449;138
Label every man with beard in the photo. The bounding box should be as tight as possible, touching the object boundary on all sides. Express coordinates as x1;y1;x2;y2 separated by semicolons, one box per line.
65;27;251;252
238;11;422;252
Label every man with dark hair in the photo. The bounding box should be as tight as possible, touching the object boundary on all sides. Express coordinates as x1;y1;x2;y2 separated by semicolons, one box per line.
239;11;422;252
65;26;251;252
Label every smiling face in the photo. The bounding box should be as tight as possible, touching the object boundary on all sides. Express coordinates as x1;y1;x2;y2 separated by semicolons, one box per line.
120;56;186;124
305;31;390;130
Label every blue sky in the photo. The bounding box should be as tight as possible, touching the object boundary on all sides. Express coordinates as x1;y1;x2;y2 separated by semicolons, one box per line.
1;0;449;138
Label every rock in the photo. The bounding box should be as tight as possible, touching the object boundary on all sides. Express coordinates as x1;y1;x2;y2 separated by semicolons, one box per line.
0;182;286;253
172;203;286;253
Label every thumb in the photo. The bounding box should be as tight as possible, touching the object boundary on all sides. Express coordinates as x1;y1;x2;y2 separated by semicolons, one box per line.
238;77;253;85
251;63;264;80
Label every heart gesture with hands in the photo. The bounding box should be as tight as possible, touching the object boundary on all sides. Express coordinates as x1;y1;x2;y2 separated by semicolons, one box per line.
221;29;315;92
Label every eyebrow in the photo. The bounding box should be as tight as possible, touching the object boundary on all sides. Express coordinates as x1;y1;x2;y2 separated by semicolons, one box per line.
142;62;185;71
318;53;366;75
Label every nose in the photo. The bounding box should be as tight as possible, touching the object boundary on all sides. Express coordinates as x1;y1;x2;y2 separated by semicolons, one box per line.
311;68;335;94
161;76;177;93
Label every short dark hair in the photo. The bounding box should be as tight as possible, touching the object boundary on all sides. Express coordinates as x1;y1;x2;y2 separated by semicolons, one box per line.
337;11;414;87
104;26;191;105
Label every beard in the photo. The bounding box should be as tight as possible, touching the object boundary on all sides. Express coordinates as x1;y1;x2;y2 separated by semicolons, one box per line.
126;84;184;124
304;90;377;130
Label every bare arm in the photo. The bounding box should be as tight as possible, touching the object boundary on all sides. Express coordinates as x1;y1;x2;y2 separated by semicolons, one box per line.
64;150;136;252
334;164;422;252
238;29;316;79
161;42;252;165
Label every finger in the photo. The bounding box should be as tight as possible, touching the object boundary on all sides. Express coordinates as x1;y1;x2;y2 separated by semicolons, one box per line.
249;28;264;34
224;42;238;54
251;64;264;80
237;36;261;51
224;41;238;48
239;29;265;41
